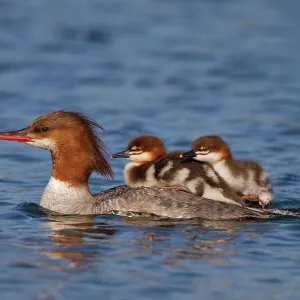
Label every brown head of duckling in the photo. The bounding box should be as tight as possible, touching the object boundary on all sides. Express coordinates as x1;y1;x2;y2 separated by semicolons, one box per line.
112;135;166;165
182;136;232;164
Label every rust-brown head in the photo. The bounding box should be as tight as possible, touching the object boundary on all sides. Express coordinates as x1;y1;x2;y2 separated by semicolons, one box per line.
0;111;114;184
111;135;166;165
181;136;232;164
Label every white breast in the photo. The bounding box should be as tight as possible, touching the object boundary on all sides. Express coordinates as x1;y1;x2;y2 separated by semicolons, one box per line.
40;177;93;214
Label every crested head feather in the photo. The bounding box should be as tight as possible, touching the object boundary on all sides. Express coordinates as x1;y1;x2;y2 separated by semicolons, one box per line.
33;110;114;179
72;112;114;179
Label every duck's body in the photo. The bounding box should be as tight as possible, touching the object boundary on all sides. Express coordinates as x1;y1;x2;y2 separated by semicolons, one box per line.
182;136;273;207
40;178;266;220
0;111;271;220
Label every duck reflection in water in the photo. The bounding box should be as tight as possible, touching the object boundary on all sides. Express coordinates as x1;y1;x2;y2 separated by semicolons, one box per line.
124;218;276;265
41;215;117;268
40;214;277;268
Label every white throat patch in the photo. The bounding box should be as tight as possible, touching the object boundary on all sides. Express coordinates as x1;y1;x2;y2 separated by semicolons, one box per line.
128;152;153;163
194;152;222;164
27;138;56;151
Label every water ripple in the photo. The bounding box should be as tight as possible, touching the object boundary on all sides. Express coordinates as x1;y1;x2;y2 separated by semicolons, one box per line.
0;0;299;299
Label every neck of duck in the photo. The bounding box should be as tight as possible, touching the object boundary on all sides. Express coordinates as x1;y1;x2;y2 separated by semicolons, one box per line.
40;145;95;214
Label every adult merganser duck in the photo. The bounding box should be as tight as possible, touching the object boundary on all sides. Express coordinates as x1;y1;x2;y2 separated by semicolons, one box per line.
111;135;246;206
0;111;270;220
181;136;273;207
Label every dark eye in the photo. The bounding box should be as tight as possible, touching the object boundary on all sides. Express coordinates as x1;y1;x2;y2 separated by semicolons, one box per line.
200;146;207;151
41;127;49;132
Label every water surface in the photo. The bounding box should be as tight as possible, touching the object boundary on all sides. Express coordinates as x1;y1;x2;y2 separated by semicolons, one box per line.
1;0;300;299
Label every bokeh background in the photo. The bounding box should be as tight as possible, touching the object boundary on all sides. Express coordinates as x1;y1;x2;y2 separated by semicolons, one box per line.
1;0;300;299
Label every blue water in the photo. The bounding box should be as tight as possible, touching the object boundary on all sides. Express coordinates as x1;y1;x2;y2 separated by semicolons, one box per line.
1;0;300;299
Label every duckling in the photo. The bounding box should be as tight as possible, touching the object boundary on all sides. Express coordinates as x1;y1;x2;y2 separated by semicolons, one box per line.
181;136;273;207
